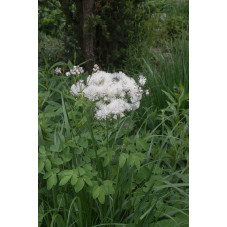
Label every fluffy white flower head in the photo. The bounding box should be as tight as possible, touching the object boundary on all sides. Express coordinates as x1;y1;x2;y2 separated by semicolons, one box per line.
70;80;85;96
71;71;146;120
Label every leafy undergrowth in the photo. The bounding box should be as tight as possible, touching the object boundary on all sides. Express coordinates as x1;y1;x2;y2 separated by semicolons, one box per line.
38;60;189;226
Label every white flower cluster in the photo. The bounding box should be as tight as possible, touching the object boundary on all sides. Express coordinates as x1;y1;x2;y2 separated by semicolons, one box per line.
66;65;84;77
55;67;62;75
71;70;149;120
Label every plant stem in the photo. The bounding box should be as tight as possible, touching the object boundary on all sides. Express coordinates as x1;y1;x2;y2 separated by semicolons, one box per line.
106;118;110;178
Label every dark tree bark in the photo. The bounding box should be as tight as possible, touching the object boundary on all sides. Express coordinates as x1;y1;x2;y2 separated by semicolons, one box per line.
59;0;95;72
82;0;95;72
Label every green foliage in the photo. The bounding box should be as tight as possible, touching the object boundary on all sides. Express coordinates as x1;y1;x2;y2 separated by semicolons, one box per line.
38;0;189;226
38;59;188;226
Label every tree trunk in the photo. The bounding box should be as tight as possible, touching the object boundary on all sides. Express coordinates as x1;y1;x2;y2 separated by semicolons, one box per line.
82;0;95;73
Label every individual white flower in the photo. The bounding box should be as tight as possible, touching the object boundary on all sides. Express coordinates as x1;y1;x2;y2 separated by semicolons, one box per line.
139;75;146;86
65;72;70;77
70;69;76;75
70;81;85;96
55;67;62;75
93;64;100;73
146;89;149;95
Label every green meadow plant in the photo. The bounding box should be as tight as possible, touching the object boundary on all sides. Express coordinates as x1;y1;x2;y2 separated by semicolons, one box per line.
38;60;188;226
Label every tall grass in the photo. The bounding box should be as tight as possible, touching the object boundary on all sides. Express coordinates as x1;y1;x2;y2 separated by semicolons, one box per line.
123;34;189;109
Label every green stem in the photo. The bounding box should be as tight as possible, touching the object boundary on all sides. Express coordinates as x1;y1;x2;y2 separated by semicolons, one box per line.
115;141;125;185
115;113;134;185
85;108;104;177
106;118;110;178
52;187;57;209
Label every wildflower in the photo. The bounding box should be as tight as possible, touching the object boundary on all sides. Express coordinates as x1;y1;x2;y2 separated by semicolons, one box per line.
146;89;149;95
70;69;76;75
70;80;85;96
173;86;179;93
55;67;62;75
65;72;70;77
71;71;146;120
93;64;100;73
70;65;84;76
139;75;146;86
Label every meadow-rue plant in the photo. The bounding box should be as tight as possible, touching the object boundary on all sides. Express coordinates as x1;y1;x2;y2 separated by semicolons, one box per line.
70;70;147;120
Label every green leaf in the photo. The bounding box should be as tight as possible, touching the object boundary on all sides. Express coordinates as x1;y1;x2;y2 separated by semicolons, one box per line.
47;174;57;190
67;60;73;69
43;171;52;179
127;154;135;167
38;159;44;173
50;145;57;152
59;175;71;186
74;147;83;155
162;90;176;103
134;156;140;169
178;89;185;108
52;157;63;165
98;186;106;204
77;167;86;176
52;168;60;174
103;180;115;195
83;176;93;186
74;178;85;193
103;155;110;167
126;144;136;153
45;159;52;171
78;137;88;148
62;170;73;176
61;94;70;139
92;185;100;199
71;173;78;185
62;150;73;162
119;154;127;168
39;146;46;155
136;139;149;151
